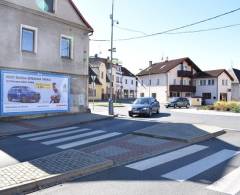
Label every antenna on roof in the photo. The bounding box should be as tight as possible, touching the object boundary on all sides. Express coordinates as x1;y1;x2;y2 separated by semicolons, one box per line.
165;56;169;62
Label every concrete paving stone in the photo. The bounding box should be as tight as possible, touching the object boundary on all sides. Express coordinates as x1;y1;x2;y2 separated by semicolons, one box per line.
92;146;130;158
133;123;225;143
82;135;186;166
0;149;113;194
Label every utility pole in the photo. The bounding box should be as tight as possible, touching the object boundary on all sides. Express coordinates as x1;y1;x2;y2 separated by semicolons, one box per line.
108;0;114;115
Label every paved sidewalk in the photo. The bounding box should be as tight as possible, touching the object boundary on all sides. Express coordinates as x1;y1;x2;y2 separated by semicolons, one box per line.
170;107;240;117
0;150;113;195
0;113;113;138
133;123;226;143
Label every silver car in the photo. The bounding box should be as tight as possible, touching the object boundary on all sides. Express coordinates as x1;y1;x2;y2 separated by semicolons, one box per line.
129;97;160;117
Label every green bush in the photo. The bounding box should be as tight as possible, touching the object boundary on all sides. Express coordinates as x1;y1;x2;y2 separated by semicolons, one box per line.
200;101;240;113
213;101;240;112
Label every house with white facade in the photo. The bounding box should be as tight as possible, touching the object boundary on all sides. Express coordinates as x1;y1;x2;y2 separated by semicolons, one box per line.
228;68;240;101
121;67;137;99
194;69;233;104
137;58;201;103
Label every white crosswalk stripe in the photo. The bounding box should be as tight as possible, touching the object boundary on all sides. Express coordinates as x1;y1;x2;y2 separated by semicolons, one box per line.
162;149;239;182
17;126;122;150
207;166;240;195
126;145;208;171
42;130;105;145
57;132;122;149
28;128;91;141
18;126;79;138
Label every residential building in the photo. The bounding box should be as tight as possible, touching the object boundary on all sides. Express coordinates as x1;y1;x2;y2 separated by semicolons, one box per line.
228;68;240;101
121;67;137;99
89;56;109;99
194;69;233;104
115;64;123;99
137;58;201;103
88;67;102;101
0;0;93;116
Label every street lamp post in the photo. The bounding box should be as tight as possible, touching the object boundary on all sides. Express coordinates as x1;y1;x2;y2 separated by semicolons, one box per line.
108;0;115;115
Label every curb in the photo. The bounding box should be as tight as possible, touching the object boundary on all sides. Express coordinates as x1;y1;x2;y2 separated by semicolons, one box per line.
132;130;226;143
0;150;113;195
0;115;114;139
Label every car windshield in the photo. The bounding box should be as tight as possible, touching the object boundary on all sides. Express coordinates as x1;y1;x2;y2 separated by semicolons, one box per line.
133;98;150;105
169;97;179;102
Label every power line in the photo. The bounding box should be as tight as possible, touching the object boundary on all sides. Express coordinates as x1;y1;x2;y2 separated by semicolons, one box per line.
166;23;240;34
91;7;240;42
114;25;147;35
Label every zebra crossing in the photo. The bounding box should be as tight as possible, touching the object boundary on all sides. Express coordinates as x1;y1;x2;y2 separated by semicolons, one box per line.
17;126;122;149
126;144;240;195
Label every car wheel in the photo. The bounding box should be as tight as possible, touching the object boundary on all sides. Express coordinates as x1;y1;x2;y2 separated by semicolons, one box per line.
186;104;190;109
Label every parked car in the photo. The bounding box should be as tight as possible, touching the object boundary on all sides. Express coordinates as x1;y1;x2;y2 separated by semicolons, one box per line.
165;97;190;108
129;97;160;117
8;86;41;103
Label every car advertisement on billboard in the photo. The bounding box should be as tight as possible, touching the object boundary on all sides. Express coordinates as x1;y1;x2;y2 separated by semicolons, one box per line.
1;70;70;115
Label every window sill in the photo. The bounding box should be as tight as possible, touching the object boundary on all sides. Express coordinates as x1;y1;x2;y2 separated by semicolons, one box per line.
61;57;73;61
21;50;36;55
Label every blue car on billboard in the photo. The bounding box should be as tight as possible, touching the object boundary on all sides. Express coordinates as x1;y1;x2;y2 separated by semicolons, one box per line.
7;86;41;103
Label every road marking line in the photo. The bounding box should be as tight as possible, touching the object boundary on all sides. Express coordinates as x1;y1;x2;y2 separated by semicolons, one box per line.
57;132;122;149
207;166;240;195
126;145;208;171
28;128;91;141
18;126;79;138
162;149;239;182
42;130;105;145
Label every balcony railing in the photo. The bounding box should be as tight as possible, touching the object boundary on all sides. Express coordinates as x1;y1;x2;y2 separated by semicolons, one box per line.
169;85;196;92
177;70;192;77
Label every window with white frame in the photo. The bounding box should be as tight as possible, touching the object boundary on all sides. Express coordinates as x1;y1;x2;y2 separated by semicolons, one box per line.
225;80;228;86
60;35;73;59
21;25;38;53
222;79;225;85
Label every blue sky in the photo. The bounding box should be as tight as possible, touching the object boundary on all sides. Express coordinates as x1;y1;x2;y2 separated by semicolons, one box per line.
74;0;240;74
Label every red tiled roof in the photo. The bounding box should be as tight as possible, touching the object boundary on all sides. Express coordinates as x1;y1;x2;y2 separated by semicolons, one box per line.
69;0;93;32
137;57;201;76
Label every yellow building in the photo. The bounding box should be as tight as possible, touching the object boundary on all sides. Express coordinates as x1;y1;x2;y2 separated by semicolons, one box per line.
88;67;102;101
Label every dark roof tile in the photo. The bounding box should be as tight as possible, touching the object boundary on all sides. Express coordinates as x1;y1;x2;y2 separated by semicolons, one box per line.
137;57;201;76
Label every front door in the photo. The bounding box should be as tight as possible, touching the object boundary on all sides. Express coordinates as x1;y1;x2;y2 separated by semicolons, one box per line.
220;93;227;101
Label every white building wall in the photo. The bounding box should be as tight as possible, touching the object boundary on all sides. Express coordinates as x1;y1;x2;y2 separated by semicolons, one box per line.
122;76;137;98
217;72;232;101
194;78;218;105
137;74;168;103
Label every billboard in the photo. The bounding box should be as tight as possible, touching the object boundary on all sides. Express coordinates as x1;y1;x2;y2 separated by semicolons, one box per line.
1;70;70;115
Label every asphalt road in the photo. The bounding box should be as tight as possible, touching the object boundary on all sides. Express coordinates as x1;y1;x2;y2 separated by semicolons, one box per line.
29;130;240;195
91;103;240;130
0;117;158;168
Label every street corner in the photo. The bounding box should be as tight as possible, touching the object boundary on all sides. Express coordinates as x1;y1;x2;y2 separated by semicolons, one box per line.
0;149;113;195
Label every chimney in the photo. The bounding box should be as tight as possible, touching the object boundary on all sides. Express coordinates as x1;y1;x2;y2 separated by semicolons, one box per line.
165;57;169;62
94;54;98;58
149;61;152;66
